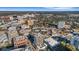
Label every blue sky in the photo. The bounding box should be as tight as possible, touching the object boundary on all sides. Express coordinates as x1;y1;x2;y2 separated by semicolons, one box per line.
0;7;79;11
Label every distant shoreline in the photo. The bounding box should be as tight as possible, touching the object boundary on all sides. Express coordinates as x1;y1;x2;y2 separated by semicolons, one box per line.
0;11;79;16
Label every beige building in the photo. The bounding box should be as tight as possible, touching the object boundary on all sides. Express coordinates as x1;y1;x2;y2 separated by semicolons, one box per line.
8;27;19;39
28;20;34;26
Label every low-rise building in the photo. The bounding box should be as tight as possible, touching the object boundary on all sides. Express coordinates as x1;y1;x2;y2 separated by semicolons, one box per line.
0;31;8;42
14;36;31;48
58;21;65;29
44;37;60;50
70;36;79;50
8;26;19;39
28;19;34;26
0;31;9;48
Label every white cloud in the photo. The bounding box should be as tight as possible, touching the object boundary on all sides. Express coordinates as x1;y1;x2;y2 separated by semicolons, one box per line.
44;7;73;11
53;7;73;10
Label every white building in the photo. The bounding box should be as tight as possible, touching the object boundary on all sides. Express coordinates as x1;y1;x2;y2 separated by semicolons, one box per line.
58;21;65;29
44;37;59;47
